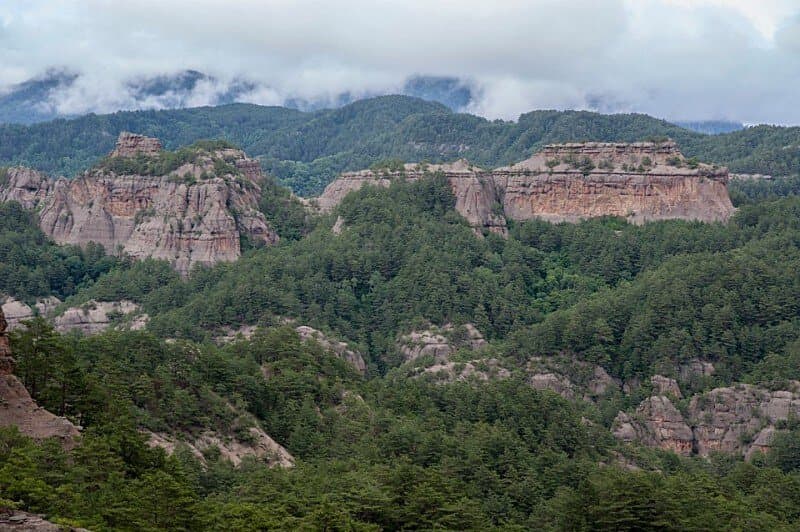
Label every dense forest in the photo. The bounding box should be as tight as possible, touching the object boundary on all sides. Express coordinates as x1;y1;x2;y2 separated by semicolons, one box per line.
1;96;799;195
3;162;800;529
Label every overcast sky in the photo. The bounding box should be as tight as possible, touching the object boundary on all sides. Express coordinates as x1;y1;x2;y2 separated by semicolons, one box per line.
2;0;799;123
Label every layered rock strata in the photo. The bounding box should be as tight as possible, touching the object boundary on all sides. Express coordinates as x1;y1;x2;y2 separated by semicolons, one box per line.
0;133;279;275
0;308;80;448
316;142;735;228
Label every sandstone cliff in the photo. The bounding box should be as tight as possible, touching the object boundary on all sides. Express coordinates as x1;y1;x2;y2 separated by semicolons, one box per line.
0;134;279;275
317;159;508;235
0;307;80;449
316;141;735;228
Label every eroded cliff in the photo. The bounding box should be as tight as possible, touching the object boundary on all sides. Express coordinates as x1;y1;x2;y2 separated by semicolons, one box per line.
0;307;80;448
316;141;735;229
0;133;279;275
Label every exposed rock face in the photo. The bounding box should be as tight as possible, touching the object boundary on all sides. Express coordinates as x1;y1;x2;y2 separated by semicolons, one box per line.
110;131;163;157
613;396;694;455
54;300;145;335
398;323;487;363
1;297;61;330
651;375;683;398
613;381;800;457
145;427;294;468
529;372;576;399
317;160;508;235
316;142;734;228
0;308;80;448
419;358;511;383
0;134;279;275
526;356;620;401
0;509;88;531
295;325;367;374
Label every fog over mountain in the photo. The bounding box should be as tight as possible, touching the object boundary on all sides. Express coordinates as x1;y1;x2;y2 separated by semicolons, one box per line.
1;0;799;123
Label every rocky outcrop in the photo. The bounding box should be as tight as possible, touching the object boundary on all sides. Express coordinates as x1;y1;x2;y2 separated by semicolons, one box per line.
398;323;488;363
0;509;88;531
316;142;735;228
0;308;80;449
651;375;682;398
526;356;620;401
0;133;279;275
54;300;146;335
295;325;367;374
418;358;511;383
1;297;60;330
613;381;800;458
145;427;294;468
317;160;508;235
110;131;163;157
613;396;695;455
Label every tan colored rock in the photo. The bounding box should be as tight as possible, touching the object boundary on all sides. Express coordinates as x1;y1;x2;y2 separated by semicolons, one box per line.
529;372;575;399
0;297;61;330
295;325;367;374
688;384;800;457
109;132;162;157
317;160;508;235
316;142;734;229
614;381;800;457
0;166;53;209
54;300;141;335
1;136;279;275
145;427;294;468
399;323;487;363
0;307;80;449
419;358;511;383
0;509;88;531
613;396;694;455
651;375;683;399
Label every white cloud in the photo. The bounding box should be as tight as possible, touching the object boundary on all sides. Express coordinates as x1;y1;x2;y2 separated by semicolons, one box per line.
1;0;799;123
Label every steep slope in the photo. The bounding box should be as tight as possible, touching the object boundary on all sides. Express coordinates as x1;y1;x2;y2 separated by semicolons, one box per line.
0;308;80;448
317;141;734;227
0;133;279;275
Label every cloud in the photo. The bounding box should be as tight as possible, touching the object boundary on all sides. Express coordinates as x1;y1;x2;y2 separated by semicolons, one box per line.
1;0;799;123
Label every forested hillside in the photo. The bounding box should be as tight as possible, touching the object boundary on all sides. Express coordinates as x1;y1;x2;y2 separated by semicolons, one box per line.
2;96;799;195
4;165;800;528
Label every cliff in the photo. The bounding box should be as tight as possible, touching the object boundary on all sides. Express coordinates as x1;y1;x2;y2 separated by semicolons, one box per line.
613;376;800;458
316;142;735;229
0;307;80;449
317;159;508;235
0;134;279;275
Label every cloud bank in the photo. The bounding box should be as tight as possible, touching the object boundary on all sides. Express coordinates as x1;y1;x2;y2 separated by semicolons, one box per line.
1;0;799;123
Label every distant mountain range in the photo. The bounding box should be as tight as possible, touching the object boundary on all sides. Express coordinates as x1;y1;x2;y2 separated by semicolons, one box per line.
0;69;745;135
0;69;480;125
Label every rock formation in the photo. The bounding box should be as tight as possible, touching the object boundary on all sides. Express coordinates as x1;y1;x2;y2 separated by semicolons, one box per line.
317;160;508;235
1;297;60;330
613;381;800;458
110;131;163;157
316;141;735;228
54;300;147;335
398;323;488;363
295;325;367;374
0;509;88;531
0;307;80;448
0;133;279;275
145;427;294;468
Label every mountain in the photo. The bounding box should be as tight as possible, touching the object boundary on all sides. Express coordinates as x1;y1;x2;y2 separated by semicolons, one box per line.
2;95;800;196
0;69;478;126
673;120;745;134
0;69;79;124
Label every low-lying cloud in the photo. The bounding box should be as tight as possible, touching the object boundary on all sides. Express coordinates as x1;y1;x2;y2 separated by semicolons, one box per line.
2;0;799;123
